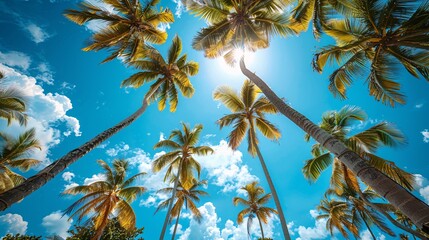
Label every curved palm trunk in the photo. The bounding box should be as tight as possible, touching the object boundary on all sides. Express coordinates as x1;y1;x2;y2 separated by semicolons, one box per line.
160;159;183;240
257;215;265;239
0;99;150;210
251;128;291;240
171;206;182;240
358;210;376;240
239;57;429;234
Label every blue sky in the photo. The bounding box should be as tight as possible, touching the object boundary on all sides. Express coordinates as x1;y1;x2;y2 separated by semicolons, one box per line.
0;0;429;239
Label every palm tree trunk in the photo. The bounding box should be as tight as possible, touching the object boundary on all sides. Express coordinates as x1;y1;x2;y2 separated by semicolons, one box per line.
239;57;429;234
251;128;291;240
171;206;182;240
358;210;376;240
160;159;183;240
0;98;150;210
257;215;265;239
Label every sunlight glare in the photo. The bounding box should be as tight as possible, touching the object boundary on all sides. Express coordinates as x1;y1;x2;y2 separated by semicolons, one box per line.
217;49;255;76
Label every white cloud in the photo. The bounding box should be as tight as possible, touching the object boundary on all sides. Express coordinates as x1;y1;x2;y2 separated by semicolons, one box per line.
0;51;31;70
203;134;216;139
42;211;72;239
62;172;75;182
170;223;184;235
177;202;277;240
36;63;54;85
414;174;429;204
84;173;106;185
421;129;429;143
295;210;329;240
0;63;81;166
172;0;185;17
360;230;386;240
60;82;76;92
0;213;28;235
106;142;130;157
64;182;79;191
25;23;50;43
195;140;259;193
159;132;166;141
157;23;171;32
96;141;110;149
415;103;424;109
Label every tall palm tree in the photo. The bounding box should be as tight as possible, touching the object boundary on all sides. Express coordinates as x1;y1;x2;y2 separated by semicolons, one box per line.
152;123;213;239
0;73;27;126
155;178;208;240
0;36;198;211
0;129;41;193
63;159;146;240
188;0;429;230
317;197;358;238
233;181;278;240
313;0;429;106
302;105;414;193
64;0;174;63
214;80;290;239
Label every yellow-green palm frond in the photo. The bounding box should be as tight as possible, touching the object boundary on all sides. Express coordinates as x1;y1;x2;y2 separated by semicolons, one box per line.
213;86;245;113
228;118;248;150
1;129;41;169
255;117;281;140
241;80;259;109
0;88;28;126
115;200;136;230
152;151;181;173
237;208;251;225
168;35;182;64
324;19;368;45
252;96;278;114
302;153;333;182
247;127;258;156
118;186;146;203
121;71;160;88
191;146;214;156
233;197;250;206
216;113;243;129
387;46;429;81
180;61;199;76
154;139;181;150
257;193;272;205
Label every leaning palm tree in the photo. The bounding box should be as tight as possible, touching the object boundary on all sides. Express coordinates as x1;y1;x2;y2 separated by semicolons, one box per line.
0;129;41;193
155;178;208;240
313;0;429;106
303;105;414;193
152;123;213;240
0;36;198;211
63;159;146;240
233;181;278;240
187;0;429;231
0;73;27;126
214;80;290;239
64;0;174;63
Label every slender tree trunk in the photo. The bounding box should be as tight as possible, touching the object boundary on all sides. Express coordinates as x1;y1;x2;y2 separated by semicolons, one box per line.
172;206;182;240
257;215;265;240
251;128;291;240
0;98;150;210
239;57;429;234
160;159;183;240
358;210;376;240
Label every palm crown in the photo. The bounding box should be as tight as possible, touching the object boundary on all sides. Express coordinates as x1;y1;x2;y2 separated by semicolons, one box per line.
0;129;41;193
303;105;414;193
0;73;27;126
63;159;146;240
313;0;429;106
121;35;198;112
233;181;277;238
214;80;280;155
152;123;213;189
187;0;294;62
64;0;174;63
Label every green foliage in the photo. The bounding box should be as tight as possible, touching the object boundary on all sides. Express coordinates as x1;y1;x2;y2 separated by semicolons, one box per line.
67;218;144;240
1;233;42;240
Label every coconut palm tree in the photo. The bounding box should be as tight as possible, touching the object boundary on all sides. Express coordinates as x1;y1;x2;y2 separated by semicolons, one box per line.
0;36;198;211
313;0;429;106
317;197;358;238
303;105;414;193
64;0;174;63
325;184;395;239
0;72;27;126
189;0;429;231
214;80;290;239
0;129;41;193
233;181;277;239
152;123;213;240
155;178;208;240
63;159;146;240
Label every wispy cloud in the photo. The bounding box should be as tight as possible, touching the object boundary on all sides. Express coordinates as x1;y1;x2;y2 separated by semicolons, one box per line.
415;103;424;109
421;129;429;143
0;51;31;70
25;23;51;43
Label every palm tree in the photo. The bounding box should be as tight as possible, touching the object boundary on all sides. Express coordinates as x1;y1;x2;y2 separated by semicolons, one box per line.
152;123;213;239
0;129;41;193
0;73;27;126
155;178;208;240
214;80;290;239
313;0;429;106
0;36;199;210
233;181;278;240
317;197;358;238
325;184;395;239
302;105;414;193
63;159;146;240
64;0;174;63
188;0;429;230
